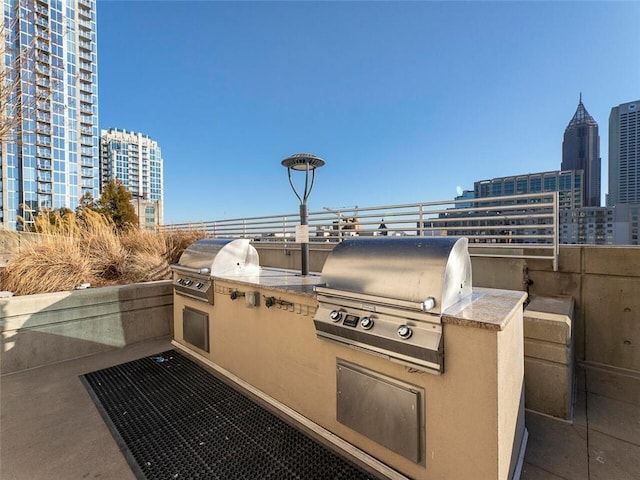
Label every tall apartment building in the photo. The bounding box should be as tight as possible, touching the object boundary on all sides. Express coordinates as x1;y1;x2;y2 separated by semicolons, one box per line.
559;204;639;246
100;128;164;228
561;96;601;207
0;0;99;230
608;100;640;206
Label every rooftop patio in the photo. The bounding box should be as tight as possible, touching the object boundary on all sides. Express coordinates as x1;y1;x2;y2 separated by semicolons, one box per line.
1;337;638;480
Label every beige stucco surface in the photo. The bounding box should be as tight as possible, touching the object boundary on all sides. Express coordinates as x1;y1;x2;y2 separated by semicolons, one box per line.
173;274;526;480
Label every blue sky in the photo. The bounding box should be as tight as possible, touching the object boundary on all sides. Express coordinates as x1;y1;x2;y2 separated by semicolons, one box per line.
97;1;640;224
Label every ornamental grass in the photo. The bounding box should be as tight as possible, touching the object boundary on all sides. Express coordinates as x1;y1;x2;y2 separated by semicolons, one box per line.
0;210;205;296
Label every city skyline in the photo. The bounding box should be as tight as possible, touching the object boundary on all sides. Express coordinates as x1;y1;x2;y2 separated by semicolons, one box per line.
85;2;640;223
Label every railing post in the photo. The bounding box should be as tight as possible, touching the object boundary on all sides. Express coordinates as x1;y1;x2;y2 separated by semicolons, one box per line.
553;191;559;271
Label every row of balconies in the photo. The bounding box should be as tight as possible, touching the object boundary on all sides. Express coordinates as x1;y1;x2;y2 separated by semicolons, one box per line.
36;135;51;147
37;171;52;182
36;41;50;53
36;122;51;135
79;40;93;52
79;81;92;94
80;114;94;125
80;157;94;168
78;5;92;21
36;148;51;159
78;19;92;31
38;183;52;194
35;27;49;40
36;52;50;64
35;77;50;89
78;27;91;42
80;104;93;116
78;50;93;62
35;4;48;15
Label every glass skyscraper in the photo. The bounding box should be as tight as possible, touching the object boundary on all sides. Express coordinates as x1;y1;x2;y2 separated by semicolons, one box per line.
0;0;99;230
100;128;164;228
608;100;640;206
561;96;601;207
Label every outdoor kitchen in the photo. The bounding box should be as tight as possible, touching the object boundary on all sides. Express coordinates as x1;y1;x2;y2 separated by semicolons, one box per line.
171;236;528;480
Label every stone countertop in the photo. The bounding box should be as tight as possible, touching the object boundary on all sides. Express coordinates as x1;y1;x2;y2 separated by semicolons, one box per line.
212;267;323;298
214;271;526;331
442;288;528;331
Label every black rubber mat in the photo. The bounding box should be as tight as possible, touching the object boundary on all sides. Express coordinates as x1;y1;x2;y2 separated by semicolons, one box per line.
81;350;377;480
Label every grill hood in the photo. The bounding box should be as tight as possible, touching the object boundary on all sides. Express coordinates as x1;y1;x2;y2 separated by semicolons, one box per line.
319;237;472;315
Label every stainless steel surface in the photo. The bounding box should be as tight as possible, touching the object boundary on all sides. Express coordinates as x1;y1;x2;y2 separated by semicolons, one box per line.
172;239;260;303
337;361;423;464
183;307;209;352
313;236;473;375
319;237;471;315
177;238;259;277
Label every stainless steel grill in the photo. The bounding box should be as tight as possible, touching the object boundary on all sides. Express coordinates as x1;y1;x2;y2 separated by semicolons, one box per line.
314;236;472;374
172;239;260;303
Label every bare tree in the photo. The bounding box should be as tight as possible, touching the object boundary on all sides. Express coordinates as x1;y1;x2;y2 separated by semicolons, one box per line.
0;5;52;143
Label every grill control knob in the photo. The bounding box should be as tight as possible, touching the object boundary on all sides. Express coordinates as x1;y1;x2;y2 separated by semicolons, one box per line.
397;325;413;339
329;310;343;322
360;317;374;330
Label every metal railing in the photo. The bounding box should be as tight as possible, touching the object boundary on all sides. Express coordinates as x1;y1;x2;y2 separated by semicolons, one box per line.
162;192;560;270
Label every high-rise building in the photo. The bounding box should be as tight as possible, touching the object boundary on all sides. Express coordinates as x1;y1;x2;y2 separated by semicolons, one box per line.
608;100;640;206
474;170;584;210
0;0;99;230
561;96;601;207
100;128;164;228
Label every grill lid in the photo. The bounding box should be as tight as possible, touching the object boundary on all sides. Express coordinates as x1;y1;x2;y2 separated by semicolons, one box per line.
319;237;471;314
176;238;259;277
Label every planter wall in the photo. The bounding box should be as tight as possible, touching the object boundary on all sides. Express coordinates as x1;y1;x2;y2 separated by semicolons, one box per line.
0;280;173;374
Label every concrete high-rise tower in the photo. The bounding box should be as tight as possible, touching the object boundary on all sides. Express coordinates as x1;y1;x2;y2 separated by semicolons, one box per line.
0;0;99;229
100;128;164;228
562;95;601;207
608;100;640;206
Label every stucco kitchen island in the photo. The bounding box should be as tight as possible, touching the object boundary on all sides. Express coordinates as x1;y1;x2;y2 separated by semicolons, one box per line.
172;264;527;480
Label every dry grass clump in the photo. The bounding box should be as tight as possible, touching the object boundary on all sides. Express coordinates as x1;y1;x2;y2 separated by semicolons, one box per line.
0;238;93;295
0;210;206;295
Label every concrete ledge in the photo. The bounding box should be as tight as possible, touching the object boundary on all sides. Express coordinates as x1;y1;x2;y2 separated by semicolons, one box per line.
0;280;173;374
524;295;575;420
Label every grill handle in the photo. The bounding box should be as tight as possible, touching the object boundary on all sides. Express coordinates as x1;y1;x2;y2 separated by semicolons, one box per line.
315;286;437;313
171;264;211;276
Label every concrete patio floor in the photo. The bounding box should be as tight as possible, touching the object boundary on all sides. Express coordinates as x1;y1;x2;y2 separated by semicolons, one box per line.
1;338;638;480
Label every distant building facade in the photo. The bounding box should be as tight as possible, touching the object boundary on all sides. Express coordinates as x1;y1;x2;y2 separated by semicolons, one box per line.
561;97;601;207
559;204;639;246
1;0;100;229
100;129;163;228
608;100;640;206
474;170;584;210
